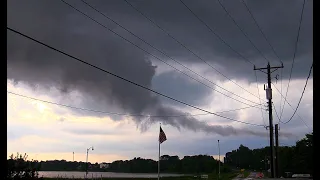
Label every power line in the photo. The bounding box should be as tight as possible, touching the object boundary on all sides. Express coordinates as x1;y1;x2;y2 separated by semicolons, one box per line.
7;27;265;127
7;91;263;118
279;68;283;123
282;63;312;125
272;101;310;134
242;0;286;127
271;64;311;131
272;102;281;124
77;0;260;106
278;69;283;132
124;0;262;100
271;81;308;129
60;0;260;108
254;71;267;126
241;0;283;64
179;0;255;66
217;0;269;63
279;0;306;121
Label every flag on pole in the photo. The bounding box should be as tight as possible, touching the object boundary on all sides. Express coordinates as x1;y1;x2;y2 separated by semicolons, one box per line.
159;126;167;144
158;125;166;180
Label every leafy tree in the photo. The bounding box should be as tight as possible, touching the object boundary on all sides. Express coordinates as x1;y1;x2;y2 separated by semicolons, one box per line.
292;133;313;174
225;132;313;177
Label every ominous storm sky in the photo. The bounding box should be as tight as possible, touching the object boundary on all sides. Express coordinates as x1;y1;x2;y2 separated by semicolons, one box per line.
7;0;312;162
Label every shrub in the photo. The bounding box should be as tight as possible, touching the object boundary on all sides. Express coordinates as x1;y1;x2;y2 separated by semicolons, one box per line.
7;152;41;179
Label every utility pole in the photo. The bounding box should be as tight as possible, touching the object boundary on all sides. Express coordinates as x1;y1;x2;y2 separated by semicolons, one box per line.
73;152;74;162
218;140;220;180
254;62;283;178
275;124;279;178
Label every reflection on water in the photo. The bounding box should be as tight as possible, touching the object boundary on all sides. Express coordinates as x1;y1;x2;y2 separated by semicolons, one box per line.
38;171;184;179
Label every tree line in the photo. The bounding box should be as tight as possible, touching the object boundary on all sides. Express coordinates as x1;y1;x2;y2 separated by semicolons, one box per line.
224;132;313;177
15;155;227;174
7;132;312;178
107;155;229;174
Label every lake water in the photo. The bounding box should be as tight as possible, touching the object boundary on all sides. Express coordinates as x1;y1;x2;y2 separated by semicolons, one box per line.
38;171;185;179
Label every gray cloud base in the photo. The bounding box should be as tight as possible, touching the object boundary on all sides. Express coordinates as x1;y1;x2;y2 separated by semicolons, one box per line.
7;0;311;137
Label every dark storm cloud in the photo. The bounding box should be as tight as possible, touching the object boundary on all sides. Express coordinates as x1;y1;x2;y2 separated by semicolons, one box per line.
148;106;293;137
152;71;212;107
90;0;312;82
7;0;310;136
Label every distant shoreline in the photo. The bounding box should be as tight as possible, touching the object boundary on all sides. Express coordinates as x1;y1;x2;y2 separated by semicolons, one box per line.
38;171;187;179
37;170;185;174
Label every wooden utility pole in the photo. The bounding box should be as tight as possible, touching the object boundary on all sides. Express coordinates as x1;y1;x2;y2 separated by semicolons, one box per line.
275;124;279;178
254;62;283;178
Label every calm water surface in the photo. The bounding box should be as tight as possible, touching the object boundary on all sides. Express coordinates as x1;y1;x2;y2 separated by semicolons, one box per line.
38;171;185;179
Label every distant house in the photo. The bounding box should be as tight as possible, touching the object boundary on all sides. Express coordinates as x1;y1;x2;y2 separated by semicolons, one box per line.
99;162;110;169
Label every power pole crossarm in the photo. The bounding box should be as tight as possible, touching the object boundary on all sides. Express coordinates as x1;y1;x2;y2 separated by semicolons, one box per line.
254;63;284;70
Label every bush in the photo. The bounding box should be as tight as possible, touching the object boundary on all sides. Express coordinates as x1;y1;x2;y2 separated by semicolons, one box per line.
7;152;41;179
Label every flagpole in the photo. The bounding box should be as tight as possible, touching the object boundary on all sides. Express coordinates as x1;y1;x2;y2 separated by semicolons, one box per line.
158;123;161;180
218;140;220;180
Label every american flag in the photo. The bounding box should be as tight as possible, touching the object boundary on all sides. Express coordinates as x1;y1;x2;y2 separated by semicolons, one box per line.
159;126;167;144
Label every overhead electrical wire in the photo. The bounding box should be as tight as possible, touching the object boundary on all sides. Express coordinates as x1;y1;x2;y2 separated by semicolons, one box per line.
241;0;283;64
272;102;281;124
241;0;285;119
272;101;310;133
254;71;267;126
124;0;262;100
7;27;265;127
281;63;312;125
217;0;269;63
217;0;287;127
279;68;283;123
75;0;260;106
60;0;260;108
179;0;256;66
7;91;263;118
180;0;272;109
271;82;309;129
217;3;288;131
217;0;275;123
279;0;306;121
272;101;282;133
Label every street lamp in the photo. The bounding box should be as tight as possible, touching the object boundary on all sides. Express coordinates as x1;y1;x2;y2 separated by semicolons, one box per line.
218;140;220;180
86;146;94;177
